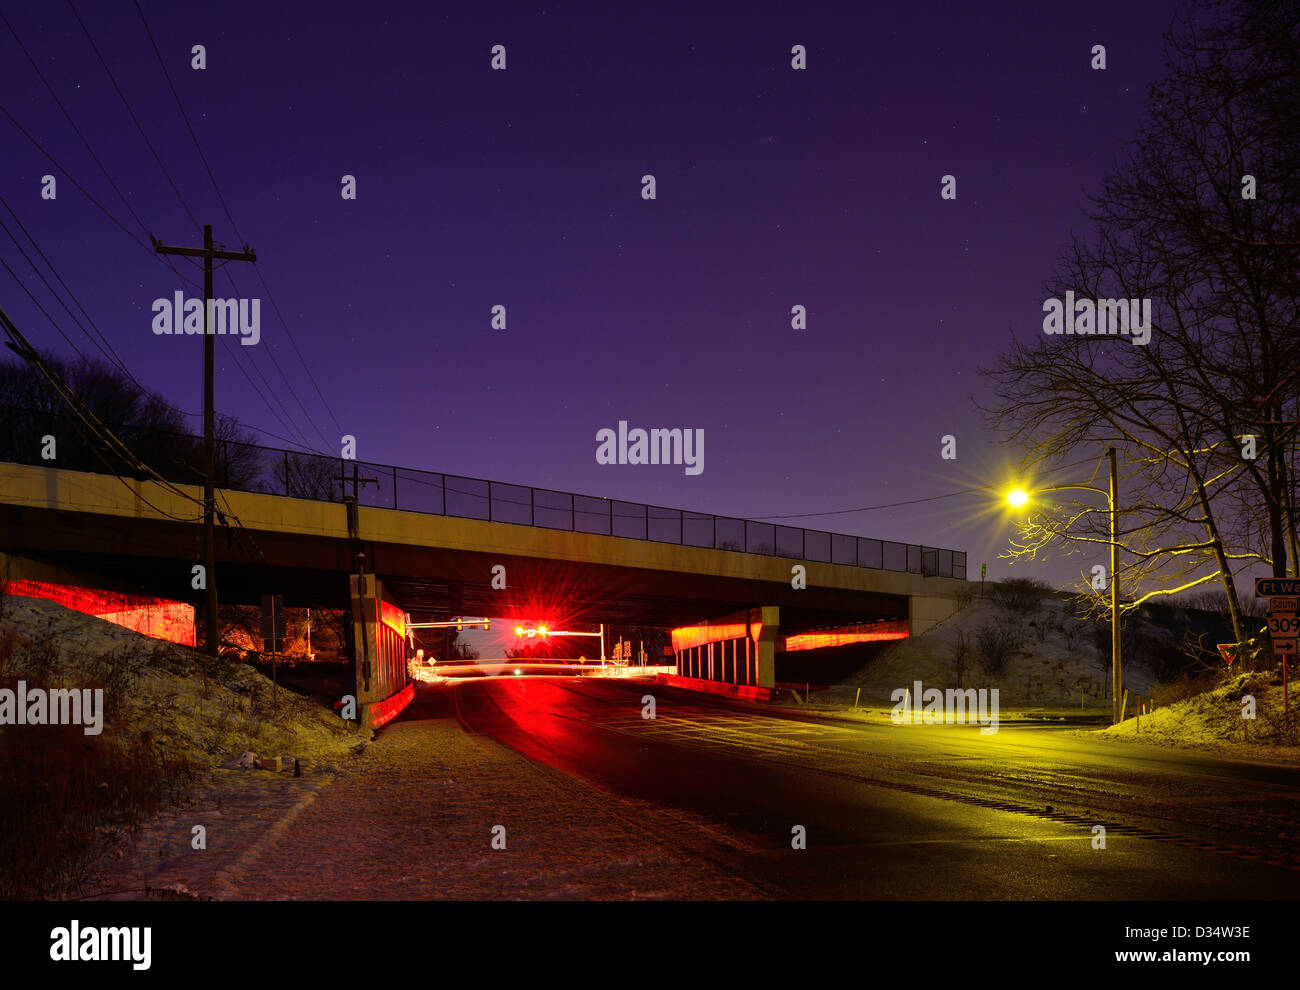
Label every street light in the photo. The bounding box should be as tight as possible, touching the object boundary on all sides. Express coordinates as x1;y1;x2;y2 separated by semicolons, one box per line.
1006;447;1123;724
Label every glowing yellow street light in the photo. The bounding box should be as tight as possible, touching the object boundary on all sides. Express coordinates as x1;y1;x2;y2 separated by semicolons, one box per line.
1002;448;1123;724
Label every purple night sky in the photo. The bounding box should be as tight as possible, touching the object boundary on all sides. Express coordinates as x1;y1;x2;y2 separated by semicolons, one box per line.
1;0;1186;602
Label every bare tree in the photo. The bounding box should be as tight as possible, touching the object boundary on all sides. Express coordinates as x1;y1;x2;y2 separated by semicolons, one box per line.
274;451;342;501
974;622;1018;678
982;0;1300;654
949;628;972;688
989;577;1050;614
0;352;273;493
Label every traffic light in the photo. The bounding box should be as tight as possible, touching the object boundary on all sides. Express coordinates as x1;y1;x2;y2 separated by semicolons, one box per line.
457;619;463;631
514;626;524;637
483;620;490;632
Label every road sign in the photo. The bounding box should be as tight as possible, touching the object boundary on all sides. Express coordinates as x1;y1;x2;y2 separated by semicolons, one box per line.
1217;643;1237;665
1267;615;1299;635
260;594;286;653
1256;578;1300;597
1269;596;1299;614
1273;638;1296;656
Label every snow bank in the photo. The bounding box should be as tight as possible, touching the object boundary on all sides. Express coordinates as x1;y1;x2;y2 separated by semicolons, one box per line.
1099;669;1300;758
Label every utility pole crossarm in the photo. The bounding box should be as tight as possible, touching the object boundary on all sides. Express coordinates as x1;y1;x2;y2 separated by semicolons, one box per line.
153;235;256;263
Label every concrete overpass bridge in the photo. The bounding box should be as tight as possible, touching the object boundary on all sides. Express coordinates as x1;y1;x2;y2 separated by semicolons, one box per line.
0;419;967;721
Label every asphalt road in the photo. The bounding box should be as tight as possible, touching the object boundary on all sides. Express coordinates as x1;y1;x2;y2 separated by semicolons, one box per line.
436;675;1300;899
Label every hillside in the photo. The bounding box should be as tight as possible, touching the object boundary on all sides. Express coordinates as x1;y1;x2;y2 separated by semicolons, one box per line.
0;593;362;764
821;589;1159;706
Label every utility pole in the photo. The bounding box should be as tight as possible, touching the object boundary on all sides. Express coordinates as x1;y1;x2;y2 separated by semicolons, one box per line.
334;464;378;573
154;225;256;657
335;462;379;505
1109;446;1122;725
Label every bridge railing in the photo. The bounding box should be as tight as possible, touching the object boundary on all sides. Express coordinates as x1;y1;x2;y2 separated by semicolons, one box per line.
0;405;966;579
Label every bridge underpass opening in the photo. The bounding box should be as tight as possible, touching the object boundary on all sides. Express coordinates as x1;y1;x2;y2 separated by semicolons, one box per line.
404;613;674;680
774;620;910;685
0;459;968;693
0;551;197;646
669;612;922;692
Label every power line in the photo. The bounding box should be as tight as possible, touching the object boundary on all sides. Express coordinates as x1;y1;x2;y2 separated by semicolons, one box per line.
134;0;345;439
0;191;310;447
0;98;201;290
19;2;323;451
0;12;218;420
750;455;1103;520
754;485;994;520
0;19;330;455
132;0;236;241
215;362;329;452
218;265;325;451
0;191;144;389
1;10;155;241
66;0;200;232
0;228;95;362
224;267;333;451
0;303;206;519
253;270;346;437
218;327;320;453
0;114;314;452
0;10;208;403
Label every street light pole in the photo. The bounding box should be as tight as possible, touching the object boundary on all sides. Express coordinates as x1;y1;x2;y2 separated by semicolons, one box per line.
1006;449;1123;723
1108;446;1122;725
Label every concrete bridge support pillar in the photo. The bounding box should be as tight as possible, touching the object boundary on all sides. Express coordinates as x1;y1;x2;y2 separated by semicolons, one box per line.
908;594;960;637
349;573;413;729
753;607;778;689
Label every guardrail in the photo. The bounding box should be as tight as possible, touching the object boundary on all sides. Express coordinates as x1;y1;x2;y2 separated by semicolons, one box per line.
0;404;967;579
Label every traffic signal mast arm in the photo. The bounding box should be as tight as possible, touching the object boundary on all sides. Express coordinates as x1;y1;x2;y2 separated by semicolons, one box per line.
407;619;492;630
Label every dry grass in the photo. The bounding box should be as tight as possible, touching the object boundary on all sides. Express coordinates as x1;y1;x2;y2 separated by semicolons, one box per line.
0;590;359;898
0;692;206;899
